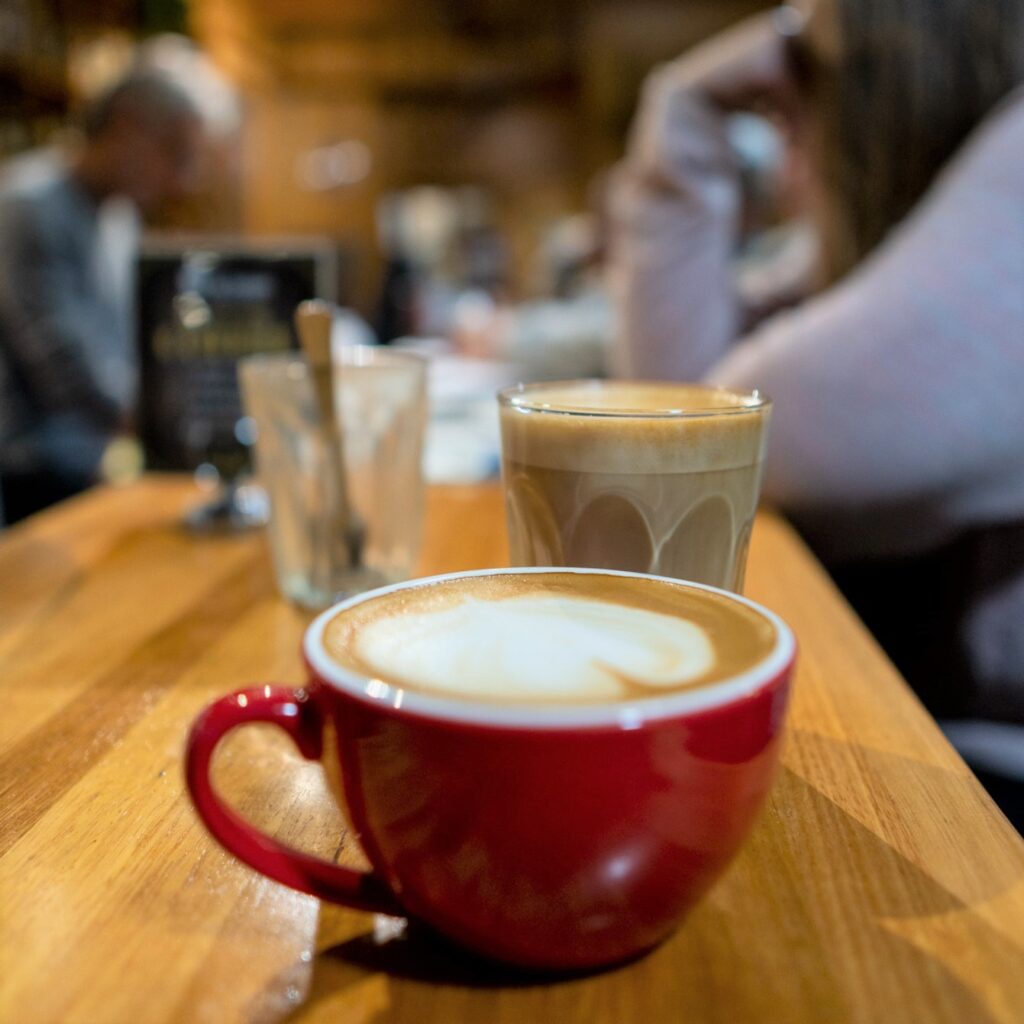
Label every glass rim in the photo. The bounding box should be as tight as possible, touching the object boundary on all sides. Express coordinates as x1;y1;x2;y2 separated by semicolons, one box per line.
497;379;771;419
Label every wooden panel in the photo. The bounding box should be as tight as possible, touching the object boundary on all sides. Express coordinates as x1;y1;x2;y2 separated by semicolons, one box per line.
209;0;577;33
1;477;1022;1023
188;0;773;309
190;0;576;94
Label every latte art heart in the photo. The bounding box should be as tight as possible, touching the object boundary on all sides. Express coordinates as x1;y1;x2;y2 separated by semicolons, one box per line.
322;571;777;706
352;595;715;701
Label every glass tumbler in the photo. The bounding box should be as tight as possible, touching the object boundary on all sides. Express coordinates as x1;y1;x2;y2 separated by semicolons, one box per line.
239;349;427;609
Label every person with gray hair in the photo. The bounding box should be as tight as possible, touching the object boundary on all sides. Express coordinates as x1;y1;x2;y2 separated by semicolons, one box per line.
0;71;203;523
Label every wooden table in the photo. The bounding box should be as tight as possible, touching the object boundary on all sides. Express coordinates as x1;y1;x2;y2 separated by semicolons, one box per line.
1;476;1022;1024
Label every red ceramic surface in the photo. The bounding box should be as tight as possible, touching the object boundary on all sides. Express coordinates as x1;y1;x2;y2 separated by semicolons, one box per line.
185;569;796;970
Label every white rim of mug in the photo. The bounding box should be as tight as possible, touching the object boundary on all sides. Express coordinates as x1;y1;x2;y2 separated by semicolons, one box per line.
304;567;796;730
497;379;771;419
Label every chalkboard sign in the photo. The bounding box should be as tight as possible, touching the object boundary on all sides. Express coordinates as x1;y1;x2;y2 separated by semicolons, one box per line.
136;237;337;475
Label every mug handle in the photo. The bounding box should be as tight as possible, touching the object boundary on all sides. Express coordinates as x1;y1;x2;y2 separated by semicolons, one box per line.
185;685;402;915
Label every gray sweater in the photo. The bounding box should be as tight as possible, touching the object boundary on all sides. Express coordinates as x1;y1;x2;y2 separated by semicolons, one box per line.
612;75;1024;720
0;158;136;484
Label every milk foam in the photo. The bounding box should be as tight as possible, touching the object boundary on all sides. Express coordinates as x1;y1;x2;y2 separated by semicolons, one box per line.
351;594;715;702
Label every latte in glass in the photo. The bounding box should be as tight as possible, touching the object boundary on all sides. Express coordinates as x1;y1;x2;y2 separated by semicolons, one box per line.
499;381;770;592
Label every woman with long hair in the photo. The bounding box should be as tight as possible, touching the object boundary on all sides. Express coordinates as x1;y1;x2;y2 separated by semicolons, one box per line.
611;1;1024;797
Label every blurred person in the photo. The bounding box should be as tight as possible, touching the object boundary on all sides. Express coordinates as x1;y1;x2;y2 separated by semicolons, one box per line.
451;173;617;378
0;71;203;524
610;0;1024;748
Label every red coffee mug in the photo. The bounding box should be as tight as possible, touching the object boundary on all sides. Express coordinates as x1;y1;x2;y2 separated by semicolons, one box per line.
185;568;796;970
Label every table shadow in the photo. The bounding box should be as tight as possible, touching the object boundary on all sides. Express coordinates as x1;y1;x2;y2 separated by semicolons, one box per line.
256;742;1022;1024
318;918;623;988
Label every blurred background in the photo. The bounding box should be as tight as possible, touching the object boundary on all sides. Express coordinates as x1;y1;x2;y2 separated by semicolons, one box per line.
1;0;776;497
2;0;770;320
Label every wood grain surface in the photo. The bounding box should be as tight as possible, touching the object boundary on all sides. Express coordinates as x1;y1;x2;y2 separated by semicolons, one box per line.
1;476;1022;1024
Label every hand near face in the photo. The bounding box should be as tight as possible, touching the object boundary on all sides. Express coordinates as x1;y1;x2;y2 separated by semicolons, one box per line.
622;6;819;205
677;10;800;113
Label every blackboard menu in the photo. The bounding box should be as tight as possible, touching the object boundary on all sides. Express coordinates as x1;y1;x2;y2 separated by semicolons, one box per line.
137;240;336;475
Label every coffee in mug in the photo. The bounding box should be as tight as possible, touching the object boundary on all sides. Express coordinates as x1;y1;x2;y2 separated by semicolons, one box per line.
323;570;776;705
499;381;770;591
186;568;795;970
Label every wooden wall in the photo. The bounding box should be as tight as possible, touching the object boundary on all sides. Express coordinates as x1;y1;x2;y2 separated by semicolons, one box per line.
189;0;767;312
